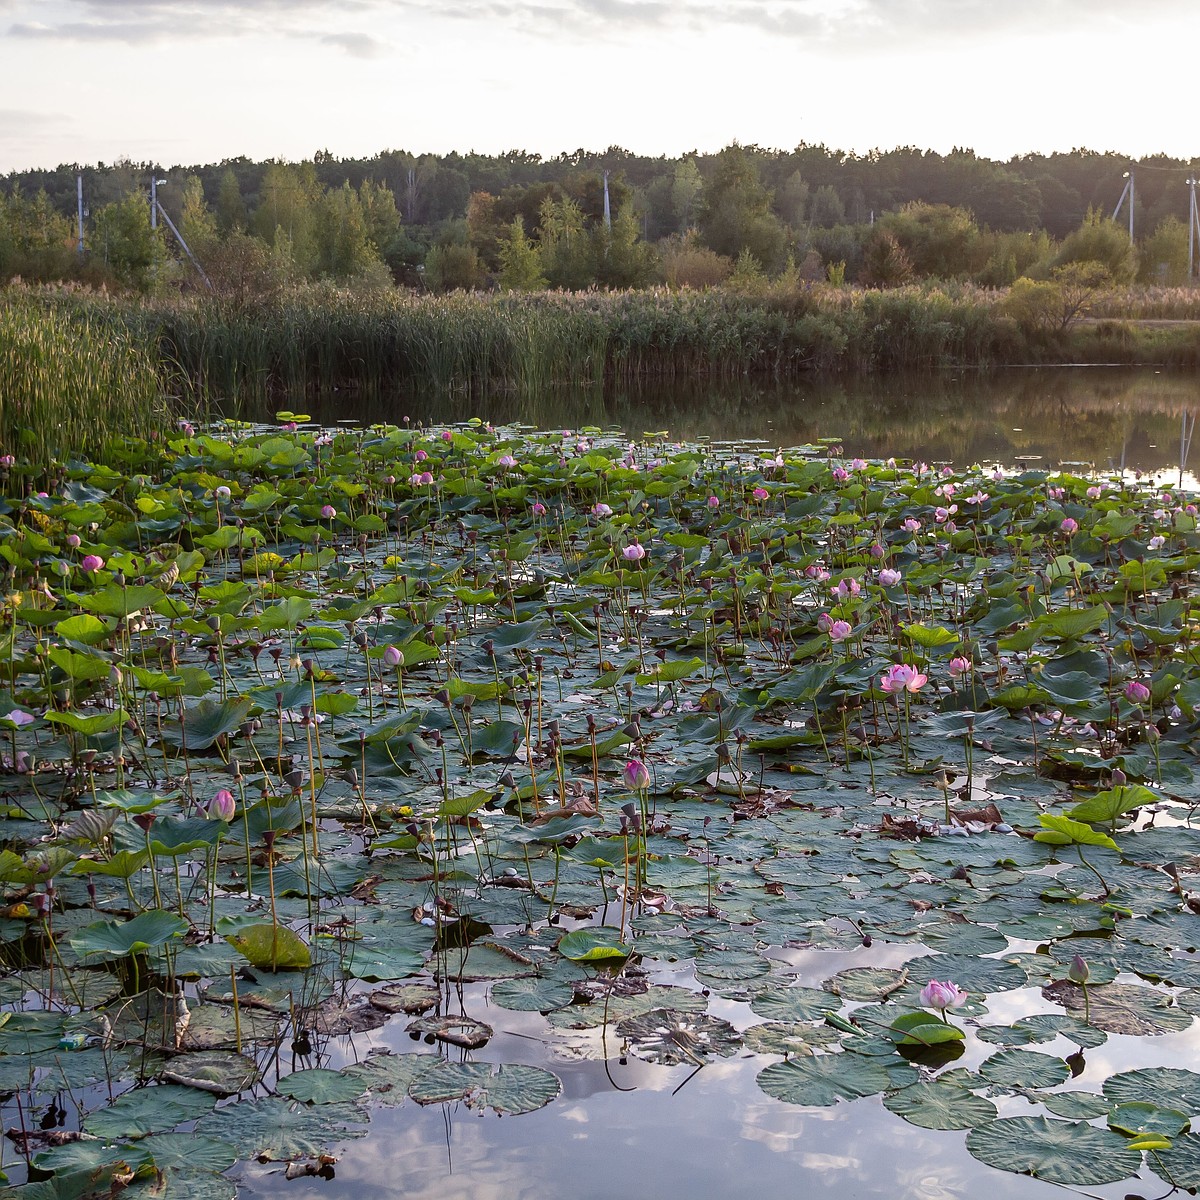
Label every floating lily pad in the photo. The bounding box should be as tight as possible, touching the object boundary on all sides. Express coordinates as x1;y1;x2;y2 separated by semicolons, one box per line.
160;1051;260;1096
85;1083;217;1138
966;1116;1142;1185
883;1080;998;1130
408;1061;561;1114
490;974;576;1012
980;1049;1071;1090
1104;1067;1200;1113
757;1053;900;1107
1042;980;1193;1036
749;986;840;1023
278;1068;368;1105
742;1021;839;1056
1152;1132;1200;1189
617;1008;742;1065
823;967;908;1001
195;1097;367;1161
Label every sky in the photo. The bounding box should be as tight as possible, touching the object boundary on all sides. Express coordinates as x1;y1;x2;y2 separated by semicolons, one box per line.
1;0;1198;173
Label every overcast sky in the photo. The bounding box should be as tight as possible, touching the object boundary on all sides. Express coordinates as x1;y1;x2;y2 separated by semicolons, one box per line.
1;0;1197;172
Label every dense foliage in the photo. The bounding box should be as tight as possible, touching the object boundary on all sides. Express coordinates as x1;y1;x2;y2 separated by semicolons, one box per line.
1;422;1200;1194
3;144;1199;295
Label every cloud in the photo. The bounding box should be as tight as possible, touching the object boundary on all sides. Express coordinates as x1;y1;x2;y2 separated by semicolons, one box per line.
319;30;391;56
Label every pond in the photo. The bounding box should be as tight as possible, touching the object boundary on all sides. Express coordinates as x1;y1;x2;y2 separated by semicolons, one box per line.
3;367;1200;1200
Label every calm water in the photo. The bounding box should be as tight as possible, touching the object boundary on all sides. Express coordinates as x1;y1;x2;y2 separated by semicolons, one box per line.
232;367;1199;1200
304;365;1200;479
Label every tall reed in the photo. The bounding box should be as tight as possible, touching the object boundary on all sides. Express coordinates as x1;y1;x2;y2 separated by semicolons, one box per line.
0;290;168;464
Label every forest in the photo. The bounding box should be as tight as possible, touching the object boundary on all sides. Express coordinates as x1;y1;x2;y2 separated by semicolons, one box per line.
0;142;1195;296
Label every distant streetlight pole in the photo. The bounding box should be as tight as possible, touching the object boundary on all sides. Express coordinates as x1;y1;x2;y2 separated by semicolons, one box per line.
1188;178;1199;282
76;173;85;257
150;176;167;230
1112;170;1135;243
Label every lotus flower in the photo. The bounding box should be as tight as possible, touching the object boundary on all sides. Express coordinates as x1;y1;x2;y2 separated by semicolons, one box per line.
880;663;927;695
1124;680;1150;705
623;759;651;790
208;789;236;822
918;979;967;1012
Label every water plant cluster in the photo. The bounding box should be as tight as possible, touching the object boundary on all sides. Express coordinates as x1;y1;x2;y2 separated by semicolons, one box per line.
2;418;1200;1195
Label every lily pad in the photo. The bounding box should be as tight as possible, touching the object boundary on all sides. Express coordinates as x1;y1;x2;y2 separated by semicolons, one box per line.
966;1116;1142;1185
408;1061;561;1114
883;1080;998;1130
757;1053;900;1107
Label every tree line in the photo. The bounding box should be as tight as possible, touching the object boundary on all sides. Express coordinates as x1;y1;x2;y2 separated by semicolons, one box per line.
0;143;1195;295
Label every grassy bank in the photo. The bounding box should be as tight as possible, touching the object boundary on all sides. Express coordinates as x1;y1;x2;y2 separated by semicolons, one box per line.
3;282;1200;457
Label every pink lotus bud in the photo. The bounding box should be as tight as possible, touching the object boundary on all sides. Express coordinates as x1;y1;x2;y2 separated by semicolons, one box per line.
215;486;231;501
321;504;336;519
1060;517;1078;535
623;759;651;791
383;645;404;668
66;534;81;549
209;789;236;822
752;486;769;501
441;430;454;442
829;619;852;642
707;496;720;509
1067;955;1089;985
415;449;428;462
80;554;104;573
531;501;546;516
1124;680;1151;705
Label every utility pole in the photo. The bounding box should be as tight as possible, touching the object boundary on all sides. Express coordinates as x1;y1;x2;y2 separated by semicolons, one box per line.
76;173;84;257
1188;178;1199;282
603;170;611;230
150;175;166;229
1112;170;1135;243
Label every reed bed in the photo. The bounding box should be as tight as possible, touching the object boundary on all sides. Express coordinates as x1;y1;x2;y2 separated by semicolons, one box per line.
0;292;167;463
7;282;1200;434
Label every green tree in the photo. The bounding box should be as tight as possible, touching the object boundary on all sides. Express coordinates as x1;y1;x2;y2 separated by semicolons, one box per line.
858;228;913;287
1050;209;1137;283
697;146;786;270
671;158;703;232
879;202;982;279
91;192;167;292
808;184;845;228
424;242;484;291
538;194;593;288
253;161;321;274
215;168;247;235
313;182;386;280
180;176;219;257
1139;216;1189;285
593;205;654;288
496;215;547;290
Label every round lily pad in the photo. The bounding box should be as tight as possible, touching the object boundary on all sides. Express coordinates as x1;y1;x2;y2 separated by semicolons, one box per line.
278;1067;368;1105
823;967;908;1002
1104;1067;1200;1113
980;1049;1071;1090
368;983;440;1014
757;1053;896;1107
617;1008;741;1065
490;975;576;1012
1152;1132;1200;1189
408;1061;561;1114
1043;980;1193;1036
966;1116;1142;1185
1108;1101;1190;1137
905;952;1027;994
749;986;840;1023
883;1080;998;1130
1035;1090;1112;1120
160;1050;260;1096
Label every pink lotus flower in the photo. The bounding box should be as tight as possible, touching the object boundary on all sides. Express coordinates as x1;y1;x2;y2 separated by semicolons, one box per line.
1124;680;1151;705
918;979;967;1012
1086;486;1102;500
497;454;517;469
869;542;885;559
1060;517;1078;535
817;612;833;633
531;501;547;516
80;554;104;574
829;619;852;642
707;496;720;509
2;709;35;727
441;430;454;442
383;645;404;668
831;467;848;483
878;568;902;587
623;759;650;790
66;534;81;549
880;663;928;695
208;789;236;822
947;656;971;678
415;449;428;462
902;517;921;534
623;542;646;562
752;486;769;501
1148;535;1166;550
851;458;867;471
321;504;336;519
592;503;612;517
